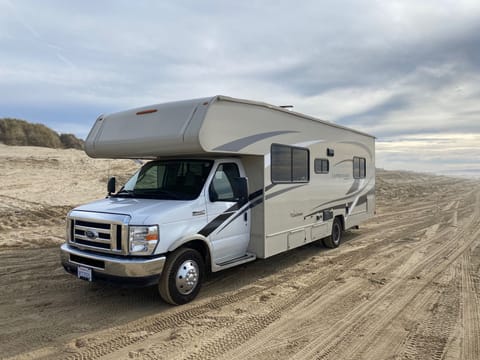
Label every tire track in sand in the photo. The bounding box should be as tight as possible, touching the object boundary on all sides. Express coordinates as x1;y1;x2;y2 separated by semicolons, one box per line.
60;286;264;360
460;193;480;360
287;192;480;359
183;202;465;360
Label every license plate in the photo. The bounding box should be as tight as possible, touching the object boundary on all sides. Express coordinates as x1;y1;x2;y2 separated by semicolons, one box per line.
77;266;92;282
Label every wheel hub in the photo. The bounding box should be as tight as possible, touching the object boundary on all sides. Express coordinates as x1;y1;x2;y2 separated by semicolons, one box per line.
333;223;340;243
175;260;199;295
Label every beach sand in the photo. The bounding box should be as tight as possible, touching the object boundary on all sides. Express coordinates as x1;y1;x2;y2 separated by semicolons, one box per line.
1;145;479;360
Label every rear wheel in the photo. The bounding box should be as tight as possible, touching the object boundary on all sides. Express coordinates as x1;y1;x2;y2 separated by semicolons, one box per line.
323;217;342;248
159;248;204;305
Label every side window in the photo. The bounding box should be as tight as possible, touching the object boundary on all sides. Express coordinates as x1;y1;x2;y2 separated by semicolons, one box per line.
271;144;291;182
353;157;366;179
292;147;309;181
359;158;366;178
314;159;329;174
271;144;309;183
209;163;240;202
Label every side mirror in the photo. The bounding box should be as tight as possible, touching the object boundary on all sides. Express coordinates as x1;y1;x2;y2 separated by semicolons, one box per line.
107;177;116;196
232;177;248;206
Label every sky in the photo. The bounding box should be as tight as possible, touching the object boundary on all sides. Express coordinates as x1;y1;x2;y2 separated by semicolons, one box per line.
0;0;479;177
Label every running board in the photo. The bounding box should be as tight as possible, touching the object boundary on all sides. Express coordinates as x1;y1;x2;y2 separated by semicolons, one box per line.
213;253;256;272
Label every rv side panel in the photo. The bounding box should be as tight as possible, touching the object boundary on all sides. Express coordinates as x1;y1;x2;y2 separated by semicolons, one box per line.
199;97;373;156
200;100;327;155
261;128;375;258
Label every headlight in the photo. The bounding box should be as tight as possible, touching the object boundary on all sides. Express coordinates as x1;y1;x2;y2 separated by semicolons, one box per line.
128;225;159;255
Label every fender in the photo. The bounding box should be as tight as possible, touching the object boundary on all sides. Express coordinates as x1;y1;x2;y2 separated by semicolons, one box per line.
166;234;214;270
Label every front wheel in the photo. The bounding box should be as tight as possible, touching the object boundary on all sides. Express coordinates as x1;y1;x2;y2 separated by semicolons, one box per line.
159;248;204;305
323;217;342;248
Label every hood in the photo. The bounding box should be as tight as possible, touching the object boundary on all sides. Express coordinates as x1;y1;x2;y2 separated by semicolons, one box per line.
73;197;201;225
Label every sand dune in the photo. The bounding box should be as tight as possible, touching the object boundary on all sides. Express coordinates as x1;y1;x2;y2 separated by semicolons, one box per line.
0;144;138;249
0;145;479;360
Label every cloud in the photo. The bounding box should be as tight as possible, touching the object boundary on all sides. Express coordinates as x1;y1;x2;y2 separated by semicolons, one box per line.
376;133;480;177
0;0;479;176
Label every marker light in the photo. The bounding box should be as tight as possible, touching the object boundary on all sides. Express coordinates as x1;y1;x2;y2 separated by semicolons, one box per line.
136;109;158;115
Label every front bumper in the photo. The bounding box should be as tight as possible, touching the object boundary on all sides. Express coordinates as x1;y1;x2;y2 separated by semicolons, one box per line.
60;243;166;286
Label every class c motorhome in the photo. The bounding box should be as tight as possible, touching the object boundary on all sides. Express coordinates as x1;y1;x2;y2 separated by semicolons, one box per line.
60;95;375;305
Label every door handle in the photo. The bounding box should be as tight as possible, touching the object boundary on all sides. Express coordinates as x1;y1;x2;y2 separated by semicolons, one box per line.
244;212;248;222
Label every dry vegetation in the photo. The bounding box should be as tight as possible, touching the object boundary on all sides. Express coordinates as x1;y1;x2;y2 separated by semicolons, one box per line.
0;145;479;360
0;118;84;149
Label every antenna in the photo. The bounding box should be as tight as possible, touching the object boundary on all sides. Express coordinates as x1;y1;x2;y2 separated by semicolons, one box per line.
279;105;294;110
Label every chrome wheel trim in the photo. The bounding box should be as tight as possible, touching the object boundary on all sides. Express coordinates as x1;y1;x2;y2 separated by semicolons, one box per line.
332;222;341;245
175;259;199;295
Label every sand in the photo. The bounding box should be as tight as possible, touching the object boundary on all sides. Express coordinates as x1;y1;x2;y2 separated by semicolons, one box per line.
0;145;479;360
0;144;138;249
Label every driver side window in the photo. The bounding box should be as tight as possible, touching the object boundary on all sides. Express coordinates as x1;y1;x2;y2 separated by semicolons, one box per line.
209;163;240;202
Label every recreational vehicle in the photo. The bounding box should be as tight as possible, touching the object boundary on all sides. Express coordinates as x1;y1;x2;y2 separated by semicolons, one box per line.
60;95;375;305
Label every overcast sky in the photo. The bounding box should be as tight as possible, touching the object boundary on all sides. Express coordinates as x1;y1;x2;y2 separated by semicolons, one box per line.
1;0;479;177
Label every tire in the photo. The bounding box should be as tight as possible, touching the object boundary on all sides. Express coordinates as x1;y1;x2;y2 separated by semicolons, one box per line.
323;217;342;249
159;248;204;305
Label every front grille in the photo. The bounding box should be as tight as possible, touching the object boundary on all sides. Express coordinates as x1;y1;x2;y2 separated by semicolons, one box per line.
116;225;122;250
75;229;110;239
75;238;110;249
70;218;124;253
75;220;110;229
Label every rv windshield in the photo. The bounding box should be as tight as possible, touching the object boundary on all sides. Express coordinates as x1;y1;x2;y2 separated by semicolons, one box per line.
116;160;213;200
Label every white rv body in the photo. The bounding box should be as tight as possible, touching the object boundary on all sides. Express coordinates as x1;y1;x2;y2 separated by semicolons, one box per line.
61;96;375;304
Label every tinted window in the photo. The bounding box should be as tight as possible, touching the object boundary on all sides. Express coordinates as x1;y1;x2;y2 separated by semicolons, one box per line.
359;158;366;178
271;144;292;182
314;159;329;174
134;165;160;189
353;157;366;179
122;160;213;200
271;144;309;183
292;148;309;181
209;163;240;202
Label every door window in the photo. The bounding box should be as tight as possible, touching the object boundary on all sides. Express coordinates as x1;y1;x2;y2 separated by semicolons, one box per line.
209;163;240;202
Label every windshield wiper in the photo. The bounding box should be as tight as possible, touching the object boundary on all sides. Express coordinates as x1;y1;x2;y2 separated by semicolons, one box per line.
134;189;182;200
113;189;136;197
112;188;185;200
